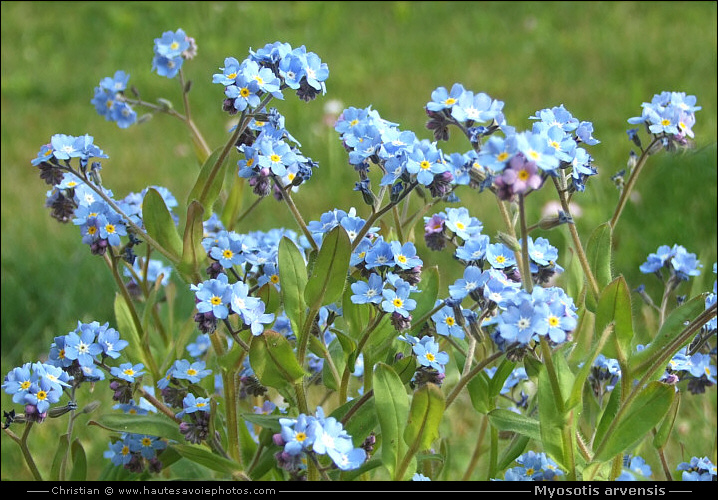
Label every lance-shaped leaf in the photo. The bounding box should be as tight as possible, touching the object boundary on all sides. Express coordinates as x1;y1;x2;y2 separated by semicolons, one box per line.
113;293;146;369
187;145;230;213
278;237;308;335
177;200;206;283
220;174;246;230
304;226;351;310
171;443;242;476
630;294;707;378
653;391;681;450
143;187;182;262
595;276;633;361
584;222;613;312
70;439;87;481
537;350;575;468
566;322;613;410
403;383;444;454
497;433;531;471
487;409;541;442
50;434;70;481
249;330;306;390
373;362;409;479
466;367;491;414
592;381;675;463
488;358;517;399
88;413;184;443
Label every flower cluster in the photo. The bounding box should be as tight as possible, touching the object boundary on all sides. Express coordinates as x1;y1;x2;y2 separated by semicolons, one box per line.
91;70;137;128
274;408;367;475
214;41;328;112
335;105;457;205
628;91;701;146
152;28;195;79
500;450;564;481
2;362;71;422
616;455;653;481
677;456;717;481
236;108;320;196
639;243;703;282
104;432;167;473
662;347;716;394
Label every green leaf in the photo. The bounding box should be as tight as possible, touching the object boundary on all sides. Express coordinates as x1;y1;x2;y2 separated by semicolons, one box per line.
249;330;306;390
50;433;70;481
595;276;633;360
88;413;184;443
593;381;675;462
330;396;378;446
404;383;444;452
488;358;516;398
630;294;707;378
373;362;409;479
653;391;680;449
497;433;531;471
341;281;369;337
177;200;206;283
187;145;230;213
171;443;242;476
487;409;541;442
113;293;145;368
220;175;246;230
566;322;614;410
142;187;182;262
537;351;574;467
592;380;621;448
304;226;351;309
70;439;87;481
584;222;613;312
466;368;492;414
278;237;308;335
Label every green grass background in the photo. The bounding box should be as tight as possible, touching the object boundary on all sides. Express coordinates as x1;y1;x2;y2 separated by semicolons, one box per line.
1;1;716;481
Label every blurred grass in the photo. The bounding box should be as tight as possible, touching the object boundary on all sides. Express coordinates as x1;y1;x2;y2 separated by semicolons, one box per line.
2;1;716;480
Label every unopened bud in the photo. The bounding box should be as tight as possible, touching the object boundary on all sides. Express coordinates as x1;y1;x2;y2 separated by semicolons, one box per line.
496;231;521;253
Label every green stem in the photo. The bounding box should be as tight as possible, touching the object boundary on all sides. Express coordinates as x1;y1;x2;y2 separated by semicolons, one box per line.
273;178;319;253
445;349;506;409
518;194;533;294
461;412;488;481
610;135;664;229
551;175;600;299
19;423;43;481
104;251;160;380
539;336;565;414
178;69;211;161
209;332;241;464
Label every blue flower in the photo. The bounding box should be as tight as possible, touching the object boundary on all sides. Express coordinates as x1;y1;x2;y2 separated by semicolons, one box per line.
2;363;34;404
405;140;447;186
24;377;62;413
192;273;232;320
131;434;167;460
381;283;417;318
412;336;449;373
63;327;103;367
444;207;483;241
172;359;212;384
677;456;716;481
432;304;465;339
241;301;275;336
426;83;466;112
390;241;422;270
176;393;211;419
497;297;548;346
351;273;384;305
448;266;487;300
104;436;134;466
111;363;144;383
279;413;317;456
365;238;395;269
154;29;189;58
486;242;517;270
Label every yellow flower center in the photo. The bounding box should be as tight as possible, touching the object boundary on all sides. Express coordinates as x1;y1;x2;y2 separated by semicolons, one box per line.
393;298;404;308
210;296;223;306
270;154;281;163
